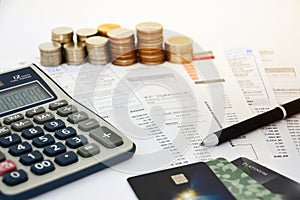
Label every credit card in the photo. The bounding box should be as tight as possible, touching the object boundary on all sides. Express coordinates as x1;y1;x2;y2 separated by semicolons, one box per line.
207;157;280;200
232;157;300;200
127;162;235;200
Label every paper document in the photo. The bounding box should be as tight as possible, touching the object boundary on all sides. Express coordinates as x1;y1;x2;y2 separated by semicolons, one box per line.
225;49;300;182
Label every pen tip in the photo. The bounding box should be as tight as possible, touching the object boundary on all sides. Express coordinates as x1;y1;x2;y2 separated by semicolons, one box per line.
200;141;205;146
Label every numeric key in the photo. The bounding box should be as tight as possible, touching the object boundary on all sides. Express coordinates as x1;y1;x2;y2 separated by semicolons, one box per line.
43;142;66;157
9;142;32;156
2;169;28;186
32;134;55;148
66;135;88;149
22;126;44;139
0;134;21;148
55;127;76;140
19;150;43;166
44;119;65;132
31;160;55;175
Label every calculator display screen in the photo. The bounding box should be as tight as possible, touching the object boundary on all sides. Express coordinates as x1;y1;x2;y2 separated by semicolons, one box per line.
0;81;52;114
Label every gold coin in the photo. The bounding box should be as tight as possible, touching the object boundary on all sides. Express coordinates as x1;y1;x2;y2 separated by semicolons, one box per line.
98;23;121;36
167;36;191;45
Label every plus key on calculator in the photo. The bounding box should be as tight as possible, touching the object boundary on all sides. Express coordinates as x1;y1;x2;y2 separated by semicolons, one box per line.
0;64;135;199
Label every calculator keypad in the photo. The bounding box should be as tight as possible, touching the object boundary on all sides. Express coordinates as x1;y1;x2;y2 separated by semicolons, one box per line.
0;99;125;189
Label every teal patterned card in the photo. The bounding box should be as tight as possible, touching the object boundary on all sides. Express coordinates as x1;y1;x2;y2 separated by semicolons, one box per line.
207;158;281;200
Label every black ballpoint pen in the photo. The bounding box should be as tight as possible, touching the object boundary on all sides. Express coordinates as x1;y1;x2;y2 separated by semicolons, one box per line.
200;98;300;147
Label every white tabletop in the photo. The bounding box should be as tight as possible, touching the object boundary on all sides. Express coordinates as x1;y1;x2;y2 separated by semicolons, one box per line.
0;0;300;199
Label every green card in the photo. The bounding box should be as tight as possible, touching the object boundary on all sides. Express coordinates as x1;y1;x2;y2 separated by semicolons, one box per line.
207;158;281;200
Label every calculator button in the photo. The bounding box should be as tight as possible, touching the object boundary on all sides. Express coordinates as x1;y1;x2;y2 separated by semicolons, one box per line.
22;126;44;139
19;150;43;166
11;119;33;132
44;119;65;132
0;134;22;148
2;169;28;186
78;119;100;132
3;113;24;125
49;100;68;110
0;126;11;137
33;112;55;124
66;135;88;149
55;127;77;140
43;142;66;157
0;151;6;162
57;105;78;117
32;134;55;148
31;160;55;176
90;127;123;148
55;151;78;166
25;107;45;117
77;143;100;158
9;142;32;156
67;111;89;124
0;160;17;176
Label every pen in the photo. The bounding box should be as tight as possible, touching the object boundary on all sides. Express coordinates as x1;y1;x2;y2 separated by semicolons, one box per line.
200;98;300;147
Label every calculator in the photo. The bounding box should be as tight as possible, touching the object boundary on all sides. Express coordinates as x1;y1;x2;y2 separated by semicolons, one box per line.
0;64;135;199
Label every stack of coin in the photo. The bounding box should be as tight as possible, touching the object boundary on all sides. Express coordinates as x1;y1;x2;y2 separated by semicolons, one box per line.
76;28;98;42
165;36;193;64
136;22;165;65
39;42;63;67
85;36;110;65
98;23;121;37
107;28;137;66
51;26;74;44
63;42;87;65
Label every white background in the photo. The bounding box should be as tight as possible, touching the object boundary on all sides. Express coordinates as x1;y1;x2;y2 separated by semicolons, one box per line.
0;0;300;199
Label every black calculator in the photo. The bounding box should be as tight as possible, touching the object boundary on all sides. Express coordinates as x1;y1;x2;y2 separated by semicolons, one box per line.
0;64;135;199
